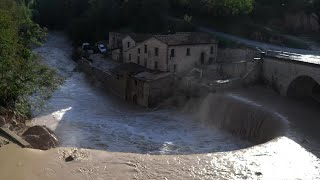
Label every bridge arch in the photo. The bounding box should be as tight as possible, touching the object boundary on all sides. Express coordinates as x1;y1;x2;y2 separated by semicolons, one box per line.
286;75;320;102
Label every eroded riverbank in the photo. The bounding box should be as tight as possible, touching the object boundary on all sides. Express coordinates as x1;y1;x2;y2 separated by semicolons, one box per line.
0;32;319;180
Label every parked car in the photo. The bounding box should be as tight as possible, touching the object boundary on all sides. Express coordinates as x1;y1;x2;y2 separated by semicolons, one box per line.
97;44;107;53
82;43;94;54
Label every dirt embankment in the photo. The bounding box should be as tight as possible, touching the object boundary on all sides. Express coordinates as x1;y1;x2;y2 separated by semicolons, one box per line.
0;108;58;150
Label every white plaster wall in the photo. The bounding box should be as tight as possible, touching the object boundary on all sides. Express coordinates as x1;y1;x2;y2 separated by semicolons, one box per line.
122;36;136;52
124;38;168;71
168;44;218;74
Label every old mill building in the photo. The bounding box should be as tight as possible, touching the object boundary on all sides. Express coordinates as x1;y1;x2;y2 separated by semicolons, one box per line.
106;32;218;107
110;32;218;74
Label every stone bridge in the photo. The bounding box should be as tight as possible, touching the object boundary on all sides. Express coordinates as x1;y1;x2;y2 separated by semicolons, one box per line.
262;51;320;102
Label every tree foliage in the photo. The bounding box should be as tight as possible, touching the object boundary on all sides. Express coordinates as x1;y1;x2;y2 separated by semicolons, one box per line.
0;0;58;116
31;0;255;43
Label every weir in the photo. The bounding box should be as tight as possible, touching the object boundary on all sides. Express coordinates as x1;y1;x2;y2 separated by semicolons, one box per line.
195;93;288;143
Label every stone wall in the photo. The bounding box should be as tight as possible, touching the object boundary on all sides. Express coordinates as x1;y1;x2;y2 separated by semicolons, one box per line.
220;60;262;84
214;48;261;83
217;48;258;63
77;58;127;99
148;75;175;107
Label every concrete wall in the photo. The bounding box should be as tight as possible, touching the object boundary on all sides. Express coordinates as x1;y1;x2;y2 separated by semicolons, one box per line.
262;57;320;96
168;44;218;74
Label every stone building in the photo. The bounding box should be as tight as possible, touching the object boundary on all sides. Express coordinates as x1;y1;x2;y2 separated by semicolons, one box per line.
123;32;218;74
108;32;127;62
109;32;152;62
108;32;126;50
109;63;173;107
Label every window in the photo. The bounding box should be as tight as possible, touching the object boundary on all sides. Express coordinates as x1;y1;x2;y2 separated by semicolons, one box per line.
170;49;175;57
129;54;131;61
186;48;190;56
138;48;141;54
137;56;140;64
154;61;158;70
127;42;130;48
210;46;214;54
155;48;159;56
173;64;177;73
144;45;147;53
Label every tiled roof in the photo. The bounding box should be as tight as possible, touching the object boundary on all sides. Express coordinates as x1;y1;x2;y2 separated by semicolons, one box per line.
154;32;217;46
127;33;153;42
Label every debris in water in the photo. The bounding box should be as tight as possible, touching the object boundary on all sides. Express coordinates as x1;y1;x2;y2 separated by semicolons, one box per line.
65;155;74;162
255;172;262;176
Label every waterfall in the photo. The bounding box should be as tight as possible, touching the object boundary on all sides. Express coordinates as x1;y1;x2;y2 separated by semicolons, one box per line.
194;93;288;143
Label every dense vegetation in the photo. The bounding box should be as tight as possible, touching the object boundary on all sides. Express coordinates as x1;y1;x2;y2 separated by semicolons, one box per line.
0;0;59;117
31;0;320;45
30;0;256;43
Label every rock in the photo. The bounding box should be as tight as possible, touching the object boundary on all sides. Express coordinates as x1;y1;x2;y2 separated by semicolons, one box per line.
255;172;262;176
0;116;6;127
65;155;74;162
22;126;58;150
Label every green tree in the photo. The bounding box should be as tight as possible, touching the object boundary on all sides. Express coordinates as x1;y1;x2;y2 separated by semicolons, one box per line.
0;0;58;116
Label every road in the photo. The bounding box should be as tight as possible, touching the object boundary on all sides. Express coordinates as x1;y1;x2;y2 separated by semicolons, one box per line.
169;17;320;55
198;26;320;55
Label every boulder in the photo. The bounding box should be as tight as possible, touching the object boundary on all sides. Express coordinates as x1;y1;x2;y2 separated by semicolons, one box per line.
22;126;58;150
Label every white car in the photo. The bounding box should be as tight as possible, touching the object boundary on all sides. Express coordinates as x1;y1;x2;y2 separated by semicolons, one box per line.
98;44;107;53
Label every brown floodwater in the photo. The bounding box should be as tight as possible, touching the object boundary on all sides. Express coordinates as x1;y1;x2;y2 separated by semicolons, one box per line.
0;32;319;180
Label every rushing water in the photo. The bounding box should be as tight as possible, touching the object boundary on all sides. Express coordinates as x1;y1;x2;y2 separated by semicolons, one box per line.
31;33;251;154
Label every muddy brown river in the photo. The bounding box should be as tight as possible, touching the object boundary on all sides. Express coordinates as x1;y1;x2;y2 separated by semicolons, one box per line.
0;32;319;180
